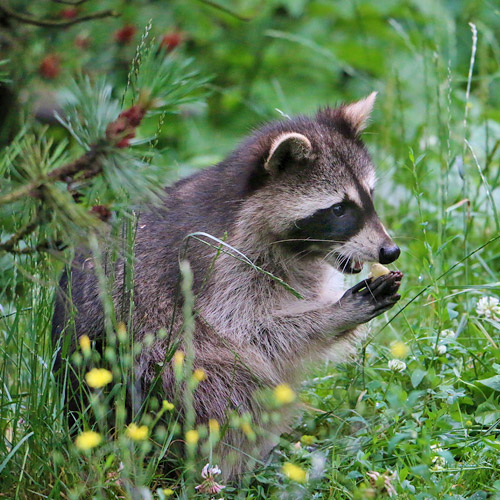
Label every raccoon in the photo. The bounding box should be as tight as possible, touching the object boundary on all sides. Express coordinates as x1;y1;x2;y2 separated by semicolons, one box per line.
52;92;402;479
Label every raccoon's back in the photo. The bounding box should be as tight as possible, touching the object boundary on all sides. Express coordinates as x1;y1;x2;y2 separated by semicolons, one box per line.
52;161;248;347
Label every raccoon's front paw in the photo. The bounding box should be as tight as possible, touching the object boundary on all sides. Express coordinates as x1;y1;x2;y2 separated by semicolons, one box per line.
340;271;403;324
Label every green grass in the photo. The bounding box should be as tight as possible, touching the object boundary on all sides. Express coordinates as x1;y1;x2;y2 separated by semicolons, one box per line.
1;1;500;498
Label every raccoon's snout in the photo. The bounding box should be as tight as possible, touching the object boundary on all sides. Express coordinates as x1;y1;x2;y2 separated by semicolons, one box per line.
379;244;400;264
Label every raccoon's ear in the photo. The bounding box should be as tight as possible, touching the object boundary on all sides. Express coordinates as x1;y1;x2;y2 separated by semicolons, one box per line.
342;91;377;134
264;132;312;173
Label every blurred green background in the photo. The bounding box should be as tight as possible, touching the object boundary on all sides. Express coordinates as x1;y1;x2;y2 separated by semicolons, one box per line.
3;0;499;168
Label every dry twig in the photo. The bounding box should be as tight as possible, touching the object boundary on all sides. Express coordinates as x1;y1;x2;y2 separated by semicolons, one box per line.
0;0;118;28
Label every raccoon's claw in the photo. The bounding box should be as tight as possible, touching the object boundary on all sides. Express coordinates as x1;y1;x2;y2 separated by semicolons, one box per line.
340;271;403;324
346;271;402;298
373;293;401;313
361;271;403;299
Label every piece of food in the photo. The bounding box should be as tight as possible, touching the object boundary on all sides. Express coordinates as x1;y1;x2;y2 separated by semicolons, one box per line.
369;263;391;278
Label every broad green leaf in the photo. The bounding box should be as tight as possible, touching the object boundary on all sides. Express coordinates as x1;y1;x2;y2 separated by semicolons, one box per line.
411;369;427;388
478;375;500;391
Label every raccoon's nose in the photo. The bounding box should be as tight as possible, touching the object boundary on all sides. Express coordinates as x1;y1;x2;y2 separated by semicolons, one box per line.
379;244;400;264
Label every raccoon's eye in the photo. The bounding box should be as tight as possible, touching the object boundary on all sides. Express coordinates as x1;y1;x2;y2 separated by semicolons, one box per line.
331;203;346;217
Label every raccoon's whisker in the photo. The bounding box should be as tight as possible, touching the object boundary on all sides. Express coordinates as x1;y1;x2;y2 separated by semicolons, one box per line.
281;248;315;267
290;248;314;260
341;252;352;273
323;249;336;262
323;249;338;264
292;249;315;262
326;249;342;267
324;245;345;262
270;238;346;245
324;243;344;261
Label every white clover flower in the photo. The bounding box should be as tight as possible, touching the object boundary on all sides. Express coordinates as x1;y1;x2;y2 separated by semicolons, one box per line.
436;344;447;355
196;464;225;495
366;470;397;497
439;329;455;339
388;359;406;372
201;464;222;478
432;455;446;469
430;444;446;469
476;296;500;319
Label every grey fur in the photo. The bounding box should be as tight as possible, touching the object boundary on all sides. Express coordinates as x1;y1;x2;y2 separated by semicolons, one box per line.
52;97;402;479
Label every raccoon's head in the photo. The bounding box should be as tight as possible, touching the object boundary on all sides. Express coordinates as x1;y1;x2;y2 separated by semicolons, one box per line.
240;92;400;274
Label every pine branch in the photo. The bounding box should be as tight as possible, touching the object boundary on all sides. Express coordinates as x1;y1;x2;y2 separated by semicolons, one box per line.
5;241;67;254
195;0;251;21
0;0;118;28
0;210;43;252
0;43;207;257
51;0;89;5
0;143;106;206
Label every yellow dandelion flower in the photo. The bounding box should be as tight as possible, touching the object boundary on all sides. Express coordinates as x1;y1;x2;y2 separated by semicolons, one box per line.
126;423;149;441
85;368;113;388
162;399;174;411
173;350;185;368
79;335;91;352
75;430;101;450
282;462;307;483
185;429;199;445
208;419;219;434
193;368;206;382
301;435;316;446
163;489;174;497
116;322;127;341
390;341;409;359
241;421;255;440
274;384;296;405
